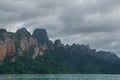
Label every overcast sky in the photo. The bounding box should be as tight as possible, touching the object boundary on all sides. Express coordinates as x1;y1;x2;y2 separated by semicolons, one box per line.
0;0;120;56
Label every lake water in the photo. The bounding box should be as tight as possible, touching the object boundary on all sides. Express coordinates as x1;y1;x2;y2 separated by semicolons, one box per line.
0;74;120;80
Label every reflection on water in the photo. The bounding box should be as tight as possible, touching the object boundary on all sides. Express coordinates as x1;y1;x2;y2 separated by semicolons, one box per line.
0;74;120;80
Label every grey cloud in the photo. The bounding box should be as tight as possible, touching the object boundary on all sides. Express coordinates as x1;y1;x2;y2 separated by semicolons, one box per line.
59;0;120;35
0;0;120;55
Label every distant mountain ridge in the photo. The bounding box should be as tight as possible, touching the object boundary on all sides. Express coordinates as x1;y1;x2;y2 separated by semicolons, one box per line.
0;27;120;74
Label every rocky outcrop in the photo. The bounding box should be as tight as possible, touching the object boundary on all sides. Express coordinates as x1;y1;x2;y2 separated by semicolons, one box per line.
20;37;29;51
46;40;54;50
0;28;48;61
29;37;37;47
32;43;48;59
54;39;63;48
0;28;68;61
5;38;15;56
40;43;48;51
19;36;48;59
0;29;6;40
33;28;49;44
20;37;38;51
0;41;6;62
0;28;50;61
32;46;39;59
15;28;30;42
32;46;44;59
0;31;15;61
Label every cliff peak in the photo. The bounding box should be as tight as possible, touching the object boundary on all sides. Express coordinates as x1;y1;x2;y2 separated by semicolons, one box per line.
33;28;49;44
16;27;31;38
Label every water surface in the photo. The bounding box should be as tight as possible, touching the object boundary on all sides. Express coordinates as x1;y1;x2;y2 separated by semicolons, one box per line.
0;74;120;80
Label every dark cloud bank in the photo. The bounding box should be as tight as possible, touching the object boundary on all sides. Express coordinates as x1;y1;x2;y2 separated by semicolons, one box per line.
0;0;120;56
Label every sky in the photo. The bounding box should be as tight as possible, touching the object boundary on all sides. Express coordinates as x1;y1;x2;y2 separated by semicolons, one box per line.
0;0;120;56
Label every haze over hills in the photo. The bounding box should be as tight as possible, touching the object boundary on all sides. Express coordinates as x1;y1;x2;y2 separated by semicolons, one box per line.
0;27;120;74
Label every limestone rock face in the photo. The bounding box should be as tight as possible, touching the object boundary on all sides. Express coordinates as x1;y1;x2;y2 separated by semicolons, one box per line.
32;43;48;59
20;37;29;51
40;43;48;51
32;46;39;59
5;38;15;56
19;36;49;59
0;31;16;61
29;37;37;47
20;37;38;51
0;28;50;61
0;31;15;61
0;41;6;62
